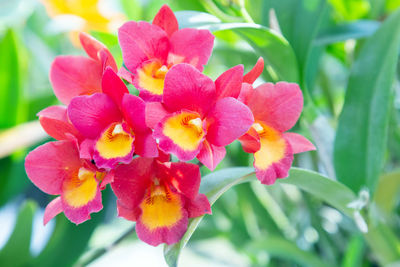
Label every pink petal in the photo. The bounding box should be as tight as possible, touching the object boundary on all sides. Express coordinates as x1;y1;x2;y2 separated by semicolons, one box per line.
243;57;264;84
169;28;214;71
25;141;81;195
152;4;178;37
248;82;303;132
284;132;315;154
158;161;201;199
134;130;159;158
116;200;138;221
197;140;226;171
111;158;154;212
206;97;254;146
187;194;211;218
50;56;102;105
38;105;82;141
43;197;63;225
68;93;122;139
238;83;254;103
145;102;169;129
118;21;170;72
215;65;244;99
238;128;261;153
121;94;147;132
163;64;216;115
118;66;134;84
102;67;129;107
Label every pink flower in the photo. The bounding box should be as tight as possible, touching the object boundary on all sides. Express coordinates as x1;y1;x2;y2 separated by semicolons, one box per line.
111;157;211;246
118;4;214;101
50;32;118;105
67;68;158;169
25;140;112;225
238;59;316;184
146;63;254;170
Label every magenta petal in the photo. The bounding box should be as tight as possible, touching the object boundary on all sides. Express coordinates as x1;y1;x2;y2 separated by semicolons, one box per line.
243;57;264;84
145;102;169;129
238;128;261;153
215;65;243;99
152;4;178;37
50;56;102;105
25;141;81;195
122;94;147;132
169;28;214;71
102;67;129;107
284;132;315;154
38;105;81;141
197;141;226;171
62;186;103;225
206;97;254;146
43;197;63;225
118;21;170;72
163;64;216;115
187;194;211;218
134;130;159;158
118;66;134;84
116;200;138;221
68;93;122;139
238;83;253;103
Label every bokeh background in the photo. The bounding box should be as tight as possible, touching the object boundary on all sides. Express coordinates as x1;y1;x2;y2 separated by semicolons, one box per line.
1;0;400;266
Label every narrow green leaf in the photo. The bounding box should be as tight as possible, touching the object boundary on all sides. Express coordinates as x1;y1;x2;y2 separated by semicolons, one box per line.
0;200;37;266
341;234;365;267
334;9;400;193
372;171;400;220
164;167;356;266
315;20;380;46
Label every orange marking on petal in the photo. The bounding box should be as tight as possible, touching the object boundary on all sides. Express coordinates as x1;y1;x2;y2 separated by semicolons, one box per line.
137;61;170;95
140;183;183;231
96;123;134;159
253;123;286;170
163;112;205;151
63;167;97;208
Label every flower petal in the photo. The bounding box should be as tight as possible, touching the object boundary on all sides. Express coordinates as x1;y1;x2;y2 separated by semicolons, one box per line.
152;4;178;37
284;132;316;154
68;93;122;139
134;129;159;158
145;102;169;129
50;56;102;105
43;197;63;225
206;97;254;146
247;82;303;132
238;127;261;153
102;67;129;107
169;28;214;71
118;21;170;72
187;194;211;218
25;141;81;195
122;94;147;132
197;140;226;171
163;64;216;115
38;105;81;141
215;65;244;99
243;57;264;84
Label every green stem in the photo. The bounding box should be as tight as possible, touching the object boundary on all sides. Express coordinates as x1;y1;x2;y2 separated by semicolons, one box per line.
199;0;242;23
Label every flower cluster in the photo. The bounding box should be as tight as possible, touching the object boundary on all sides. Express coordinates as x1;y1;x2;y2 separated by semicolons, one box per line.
25;5;315;246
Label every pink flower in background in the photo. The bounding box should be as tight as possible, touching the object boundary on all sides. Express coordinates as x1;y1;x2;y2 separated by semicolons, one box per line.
67;68;158;169
146;63;254;170
50;32;118;105
111;157;210;246
118;4;214;101
25;140;111;224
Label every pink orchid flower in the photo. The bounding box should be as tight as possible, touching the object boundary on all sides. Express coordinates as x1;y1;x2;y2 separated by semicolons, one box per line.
118;4;214;101
25;140;112;225
67;67;158;169
238;58;316;184
111;157;211;246
145;63;254;170
50;32;118;105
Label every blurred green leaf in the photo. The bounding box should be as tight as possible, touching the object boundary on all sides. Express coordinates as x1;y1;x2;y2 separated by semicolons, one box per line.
164;167;356;266
315;20;380;45
341;234;365;267
0;200;37;266
328;0;370;21
120;0;142;20
175;11;221;28
373;171;400;220
334;9;400;193
0;29;27;129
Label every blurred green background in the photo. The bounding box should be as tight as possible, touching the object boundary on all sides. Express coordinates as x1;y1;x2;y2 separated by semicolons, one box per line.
1;0;400;266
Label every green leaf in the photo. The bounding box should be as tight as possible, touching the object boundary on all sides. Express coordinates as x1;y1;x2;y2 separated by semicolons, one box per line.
334;9;400;193
164;167;356;266
341;234;365;267
0;200;37;266
372;171;400;220
315;20;380;46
